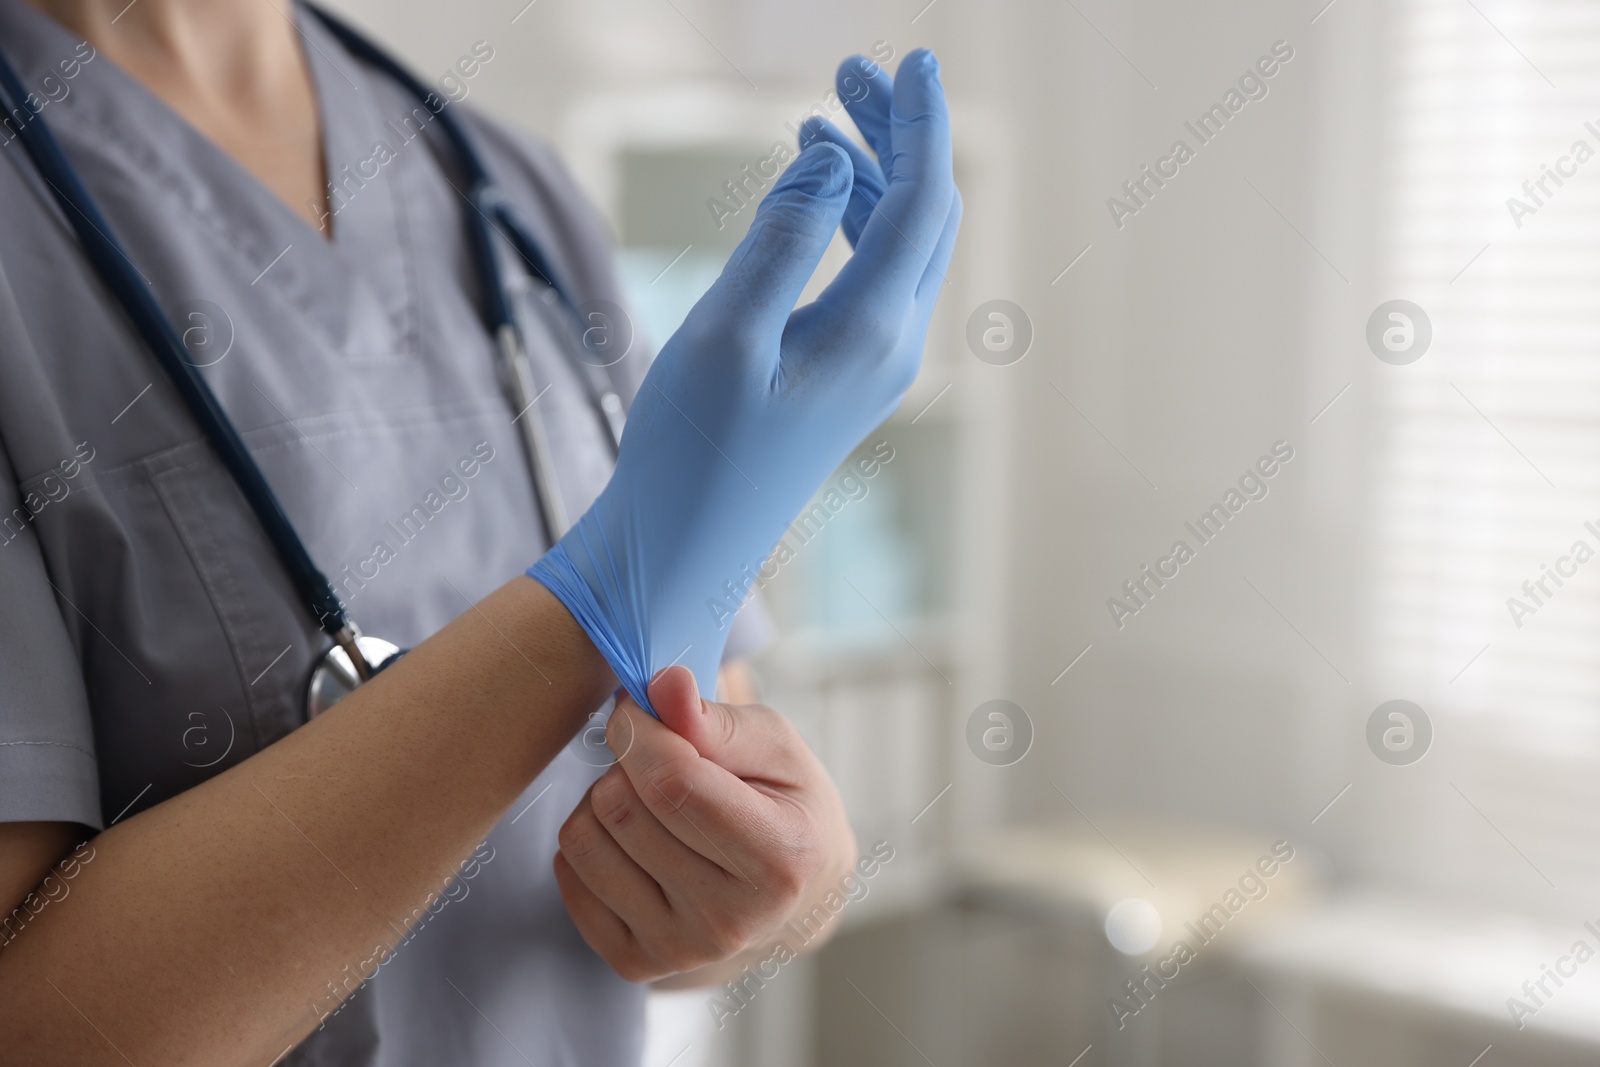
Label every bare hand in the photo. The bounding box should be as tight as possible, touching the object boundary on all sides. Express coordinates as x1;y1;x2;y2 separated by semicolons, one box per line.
553;666;856;981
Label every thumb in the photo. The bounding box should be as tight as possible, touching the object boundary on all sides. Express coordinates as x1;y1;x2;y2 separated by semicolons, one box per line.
648;665;795;780
649;665;730;759
693;143;853;343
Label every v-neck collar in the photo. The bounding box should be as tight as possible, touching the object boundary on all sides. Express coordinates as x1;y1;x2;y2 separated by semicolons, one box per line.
0;0;421;363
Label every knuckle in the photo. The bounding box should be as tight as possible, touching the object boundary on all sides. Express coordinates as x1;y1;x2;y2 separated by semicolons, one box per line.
896;106;944;127
642;761;697;813
686;303;750;352
697;912;754;960
589;774;636;830
854;316;901;357
760;828;823;900
557;814;604;860
612;950;661;984
715;312;770;355
658;937;714;975
764;852;812;901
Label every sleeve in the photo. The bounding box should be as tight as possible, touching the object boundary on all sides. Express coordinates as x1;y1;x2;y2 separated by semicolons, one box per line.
0;440;101;829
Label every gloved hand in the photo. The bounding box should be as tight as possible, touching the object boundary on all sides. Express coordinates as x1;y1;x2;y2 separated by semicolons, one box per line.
530;49;960;714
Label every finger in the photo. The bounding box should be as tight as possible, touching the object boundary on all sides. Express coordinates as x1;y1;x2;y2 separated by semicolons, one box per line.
799;116;885;248
582;764;736;903
650;665;811;785
557;777;676;924
608;697;802;886
811;50;954;339
686;142;852;344
816;194;961;376
551;851;657;982
834;54;895;172
916;186;963;308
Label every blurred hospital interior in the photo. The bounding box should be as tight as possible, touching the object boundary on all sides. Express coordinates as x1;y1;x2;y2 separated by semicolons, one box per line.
327;0;1600;1063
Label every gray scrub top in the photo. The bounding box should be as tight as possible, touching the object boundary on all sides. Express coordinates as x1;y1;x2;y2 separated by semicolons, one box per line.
0;4;765;1064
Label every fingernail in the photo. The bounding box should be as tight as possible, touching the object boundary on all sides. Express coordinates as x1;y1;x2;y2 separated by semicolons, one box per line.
779;146;847;196
782;147;832;183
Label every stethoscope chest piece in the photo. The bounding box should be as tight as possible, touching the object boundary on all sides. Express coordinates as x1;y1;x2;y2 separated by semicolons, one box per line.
306;635;404;718
0;5;622;723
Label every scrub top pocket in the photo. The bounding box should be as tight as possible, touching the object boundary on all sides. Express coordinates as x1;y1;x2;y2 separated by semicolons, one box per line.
38;441;312;825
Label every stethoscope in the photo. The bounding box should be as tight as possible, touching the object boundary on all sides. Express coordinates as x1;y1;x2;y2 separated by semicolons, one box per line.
0;4;624;716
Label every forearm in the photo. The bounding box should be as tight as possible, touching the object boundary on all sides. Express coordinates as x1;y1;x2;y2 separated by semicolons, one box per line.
0;576;613;1067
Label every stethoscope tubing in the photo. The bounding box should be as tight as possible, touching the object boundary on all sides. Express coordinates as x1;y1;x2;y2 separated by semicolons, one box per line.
0;6;622;677
0;40;353;642
314;2;623;549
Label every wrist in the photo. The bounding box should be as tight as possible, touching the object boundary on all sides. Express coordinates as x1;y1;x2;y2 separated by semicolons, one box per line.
528;508;741;715
436;576;618;762
527;529;651;709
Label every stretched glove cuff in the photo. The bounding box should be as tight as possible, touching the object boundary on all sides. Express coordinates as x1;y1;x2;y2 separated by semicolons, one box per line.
527;524;656;715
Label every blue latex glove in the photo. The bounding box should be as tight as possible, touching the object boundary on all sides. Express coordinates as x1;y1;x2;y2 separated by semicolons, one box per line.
530;49;961;714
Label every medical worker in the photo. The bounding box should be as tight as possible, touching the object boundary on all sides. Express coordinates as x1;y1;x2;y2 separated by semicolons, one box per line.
0;0;960;1063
